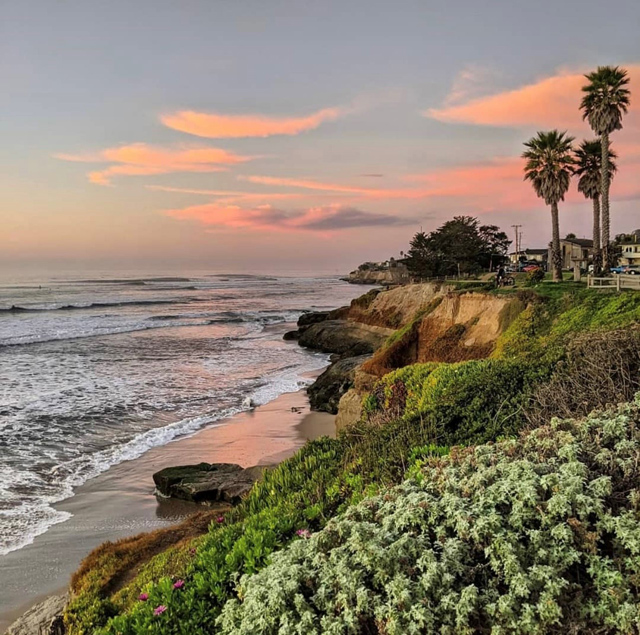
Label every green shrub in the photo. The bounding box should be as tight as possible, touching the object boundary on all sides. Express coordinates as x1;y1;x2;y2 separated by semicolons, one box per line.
525;267;545;286
219;396;640;635
339;358;552;485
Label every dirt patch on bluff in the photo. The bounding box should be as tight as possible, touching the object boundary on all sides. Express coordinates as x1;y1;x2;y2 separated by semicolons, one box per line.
362;293;523;377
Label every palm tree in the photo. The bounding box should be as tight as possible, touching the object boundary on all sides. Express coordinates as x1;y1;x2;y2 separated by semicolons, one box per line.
580;66;631;270
523;130;575;282
574;140;617;274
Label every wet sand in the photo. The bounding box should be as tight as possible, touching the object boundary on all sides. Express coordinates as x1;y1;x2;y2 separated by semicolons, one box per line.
0;388;335;631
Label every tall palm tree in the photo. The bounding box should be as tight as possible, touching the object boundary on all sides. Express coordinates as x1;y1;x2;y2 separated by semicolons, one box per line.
523;130;575;282
580;66;630;270
574;140;617;274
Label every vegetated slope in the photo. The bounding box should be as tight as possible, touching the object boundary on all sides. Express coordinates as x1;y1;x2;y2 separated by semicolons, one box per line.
65;286;640;634
219;397;640;635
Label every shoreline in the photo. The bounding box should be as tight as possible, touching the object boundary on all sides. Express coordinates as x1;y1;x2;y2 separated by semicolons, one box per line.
0;385;335;632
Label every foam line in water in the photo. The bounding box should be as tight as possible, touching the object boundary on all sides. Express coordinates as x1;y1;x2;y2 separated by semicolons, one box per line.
0;353;329;556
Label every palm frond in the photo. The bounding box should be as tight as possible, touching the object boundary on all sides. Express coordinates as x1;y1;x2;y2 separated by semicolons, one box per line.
522;130;575;205
580;66;631;135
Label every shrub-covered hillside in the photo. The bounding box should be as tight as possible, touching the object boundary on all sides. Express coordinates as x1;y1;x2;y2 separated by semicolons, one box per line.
220;397;640;635
64;288;640;634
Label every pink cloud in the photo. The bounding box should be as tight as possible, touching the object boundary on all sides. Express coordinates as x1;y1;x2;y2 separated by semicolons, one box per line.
240;168;528;202
238;151;640;215
55;143;255;185
161;107;345;139
165;202;414;233
426;64;640;132
146;185;305;204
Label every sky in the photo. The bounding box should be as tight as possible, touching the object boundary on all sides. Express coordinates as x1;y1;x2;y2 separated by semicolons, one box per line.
1;0;639;275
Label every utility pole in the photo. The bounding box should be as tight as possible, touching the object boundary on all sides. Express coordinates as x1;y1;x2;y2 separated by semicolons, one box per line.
511;224;522;268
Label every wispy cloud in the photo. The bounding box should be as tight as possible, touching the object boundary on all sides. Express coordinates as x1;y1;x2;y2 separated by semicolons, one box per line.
146;185;304;204
55;143;255;185
441;64;502;107
426;64;640;131
165;202;415;232
161;107;346;139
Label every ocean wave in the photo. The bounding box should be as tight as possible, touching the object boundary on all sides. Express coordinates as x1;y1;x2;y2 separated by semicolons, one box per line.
0;298;205;313
71;277;193;284
0;356;329;556
0;318;237;347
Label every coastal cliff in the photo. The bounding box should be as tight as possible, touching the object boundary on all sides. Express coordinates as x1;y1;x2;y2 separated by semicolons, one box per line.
294;283;523;428
345;268;408;285
56;283;640;634
345;258;411;285
291;283;453;412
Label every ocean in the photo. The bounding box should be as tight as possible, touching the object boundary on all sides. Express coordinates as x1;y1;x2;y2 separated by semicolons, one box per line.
0;272;367;557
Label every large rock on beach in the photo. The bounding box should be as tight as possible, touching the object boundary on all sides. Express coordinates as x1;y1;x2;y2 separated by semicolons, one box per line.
297;311;331;328
5;593;68;635
308;354;371;414
153;463;264;504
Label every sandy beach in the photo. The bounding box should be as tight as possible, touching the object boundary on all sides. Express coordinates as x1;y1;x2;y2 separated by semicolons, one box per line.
0;386;335;631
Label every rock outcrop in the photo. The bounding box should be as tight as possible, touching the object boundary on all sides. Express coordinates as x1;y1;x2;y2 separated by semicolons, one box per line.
298;321;393;356
335;389;364;432
345;283;451;328
5;593;68;635
307;354;371;414
346;262;410;286
153;463;265;504
290;284;454;418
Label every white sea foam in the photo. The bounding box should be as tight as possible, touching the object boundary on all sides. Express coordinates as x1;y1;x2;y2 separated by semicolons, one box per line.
0;350;330;556
0;274;369;557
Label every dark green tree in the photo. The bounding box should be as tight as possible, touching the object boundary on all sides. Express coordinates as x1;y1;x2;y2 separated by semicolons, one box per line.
405;216;507;279
404;231;435;278
478;224;511;271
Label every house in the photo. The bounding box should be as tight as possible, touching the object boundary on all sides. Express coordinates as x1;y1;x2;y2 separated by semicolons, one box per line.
619;234;640;267
556;238;593;270
509;248;548;265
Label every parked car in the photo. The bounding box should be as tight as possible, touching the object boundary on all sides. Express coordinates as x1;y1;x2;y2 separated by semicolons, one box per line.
611;265;640;275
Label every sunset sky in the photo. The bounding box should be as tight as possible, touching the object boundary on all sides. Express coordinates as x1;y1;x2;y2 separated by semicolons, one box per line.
2;0;639;274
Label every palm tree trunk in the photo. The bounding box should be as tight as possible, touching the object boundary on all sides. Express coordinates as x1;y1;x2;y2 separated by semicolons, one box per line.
592;195;601;274
550;201;562;282
600;132;611;271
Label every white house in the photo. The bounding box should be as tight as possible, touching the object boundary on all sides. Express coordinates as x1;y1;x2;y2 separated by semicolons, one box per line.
620;240;640;267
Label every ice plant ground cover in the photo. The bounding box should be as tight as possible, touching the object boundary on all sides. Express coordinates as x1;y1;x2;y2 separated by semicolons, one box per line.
218;397;640;634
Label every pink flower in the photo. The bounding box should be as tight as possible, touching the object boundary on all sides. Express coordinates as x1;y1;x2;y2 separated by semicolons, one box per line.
153;605;167;616
189;548;197;555
216;516;225;524
173;579;185;589
138;593;148;602
296;528;311;539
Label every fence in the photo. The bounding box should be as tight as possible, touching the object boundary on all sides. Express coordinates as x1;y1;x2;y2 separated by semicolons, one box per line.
587;275;640;291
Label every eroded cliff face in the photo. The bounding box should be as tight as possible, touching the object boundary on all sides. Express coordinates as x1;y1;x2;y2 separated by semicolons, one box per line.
342;283;451;328
416;293;519;362
335;290;525;430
